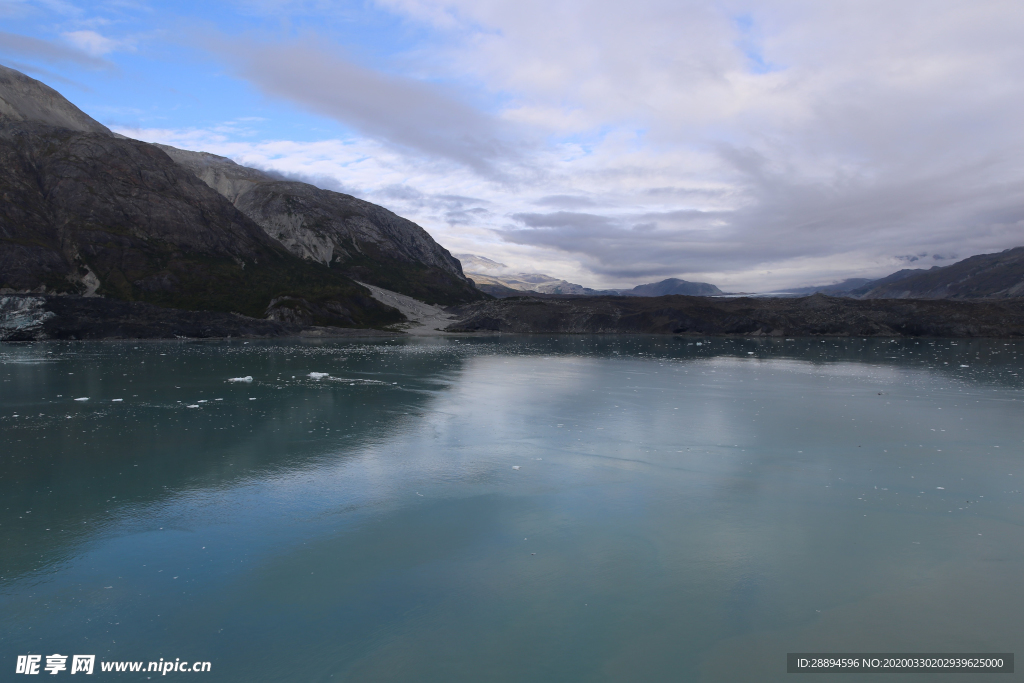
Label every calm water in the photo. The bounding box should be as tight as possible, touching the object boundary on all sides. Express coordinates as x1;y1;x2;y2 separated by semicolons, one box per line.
2;336;1023;682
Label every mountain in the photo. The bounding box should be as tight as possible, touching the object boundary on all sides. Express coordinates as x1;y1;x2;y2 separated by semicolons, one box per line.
454;253;722;298
842;268;932;297
621;278;723;297
775;278;876;297
0;63;480;331
456;254;509;273
855;249;1024;299
157;147;482;305
455;267;616;297
0;65;109;134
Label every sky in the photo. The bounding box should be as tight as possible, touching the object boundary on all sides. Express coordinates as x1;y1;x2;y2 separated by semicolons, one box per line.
2;0;1023;291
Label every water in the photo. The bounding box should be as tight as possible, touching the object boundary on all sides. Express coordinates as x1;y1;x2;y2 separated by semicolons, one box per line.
1;336;1023;682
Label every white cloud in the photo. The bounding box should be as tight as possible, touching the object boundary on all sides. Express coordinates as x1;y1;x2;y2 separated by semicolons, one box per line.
129;0;1024;289
61;29;120;56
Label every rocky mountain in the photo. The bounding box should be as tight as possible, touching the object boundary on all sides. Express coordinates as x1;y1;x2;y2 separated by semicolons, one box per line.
778;248;1024;301
775;278;876;297
0;64;405;328
468;271;613;296
455;253;722;298
157;147;482;305
0;63;484;331
0;65;109;134
855;248;1024;299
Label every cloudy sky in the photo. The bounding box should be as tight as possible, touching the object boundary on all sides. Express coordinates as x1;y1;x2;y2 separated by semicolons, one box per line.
2;0;1023;290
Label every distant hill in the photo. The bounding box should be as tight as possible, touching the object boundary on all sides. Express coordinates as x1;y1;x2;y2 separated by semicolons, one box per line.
778;247;1024;301
453;254;618;296
455;254;723;298
856;248;1024;299
621;278;723;297
776;278;876;297
846;268;934;297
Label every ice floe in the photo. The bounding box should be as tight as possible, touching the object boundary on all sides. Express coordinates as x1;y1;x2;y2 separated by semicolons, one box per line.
227;376;253;383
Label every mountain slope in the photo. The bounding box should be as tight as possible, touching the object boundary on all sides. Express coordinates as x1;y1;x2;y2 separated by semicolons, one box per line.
0;64;402;328
0;64;109;134
158;146;484;305
858;249;1024;299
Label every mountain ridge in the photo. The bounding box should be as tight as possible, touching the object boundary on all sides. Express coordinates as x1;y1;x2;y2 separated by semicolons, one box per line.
157;146;481;305
0;63;406;328
0;63;483;333
454;253;723;298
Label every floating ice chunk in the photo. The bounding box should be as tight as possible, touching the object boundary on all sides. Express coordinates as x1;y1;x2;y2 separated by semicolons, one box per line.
186;404;200;408
512;465;521;470
74;397;89;401
960;364;969;368
309;372;329;380
936;486;945;489
228;376;253;383
249;398;256;401
111;398;123;402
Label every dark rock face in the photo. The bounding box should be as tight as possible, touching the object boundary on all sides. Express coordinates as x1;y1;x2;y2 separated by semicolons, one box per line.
857;248;1024;299
0;65;404;329
0;122;401;327
447;293;1024;337
156;146;486;305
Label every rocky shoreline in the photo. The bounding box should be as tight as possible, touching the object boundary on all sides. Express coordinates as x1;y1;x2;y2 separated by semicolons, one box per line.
445;293;1024;338
6;292;1024;342
0;294;394;341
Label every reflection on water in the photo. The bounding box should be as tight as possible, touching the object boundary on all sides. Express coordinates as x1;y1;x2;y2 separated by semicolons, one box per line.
1;336;1023;682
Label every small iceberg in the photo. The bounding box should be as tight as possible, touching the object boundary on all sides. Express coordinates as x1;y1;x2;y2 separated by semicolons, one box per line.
186;404;200;408
512;465;521;470
308;372;329;380
227;376;253;383
74;397;89;402
111;398;123;402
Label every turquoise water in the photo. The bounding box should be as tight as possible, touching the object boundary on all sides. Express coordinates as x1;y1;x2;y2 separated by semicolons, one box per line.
2;336;1023;682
